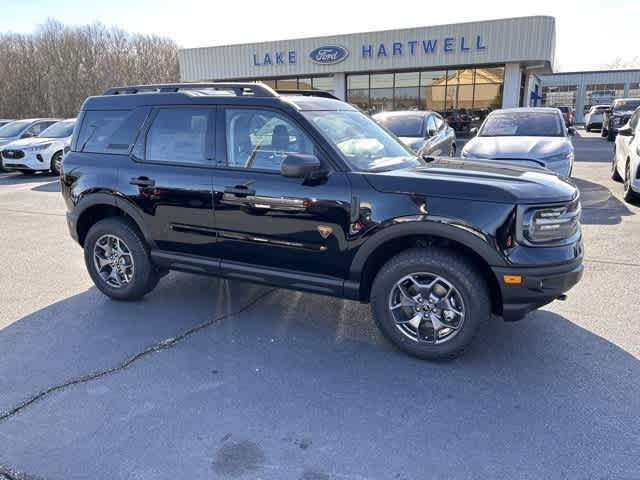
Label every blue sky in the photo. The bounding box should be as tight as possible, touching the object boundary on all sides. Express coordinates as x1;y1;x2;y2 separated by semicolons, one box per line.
3;0;638;71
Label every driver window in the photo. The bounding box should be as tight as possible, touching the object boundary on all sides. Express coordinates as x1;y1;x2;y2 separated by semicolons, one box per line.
225;109;315;171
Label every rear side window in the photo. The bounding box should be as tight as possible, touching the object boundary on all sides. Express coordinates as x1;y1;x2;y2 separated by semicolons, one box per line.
77;109;148;154
145;108;212;165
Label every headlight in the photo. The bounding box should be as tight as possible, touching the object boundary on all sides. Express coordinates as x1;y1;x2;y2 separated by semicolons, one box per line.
518;199;581;244
612;117;624;126
542;150;574;163
24;143;52;152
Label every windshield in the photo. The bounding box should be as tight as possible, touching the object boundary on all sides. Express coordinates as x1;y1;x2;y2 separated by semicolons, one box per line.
479;111;565;137
375;115;424;137
613;99;640;112
0;120;31;138
39;120;75;138
303;110;420;172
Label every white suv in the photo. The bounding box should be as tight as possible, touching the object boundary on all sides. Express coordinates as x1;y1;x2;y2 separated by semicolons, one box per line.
1;118;75;175
611;108;640;202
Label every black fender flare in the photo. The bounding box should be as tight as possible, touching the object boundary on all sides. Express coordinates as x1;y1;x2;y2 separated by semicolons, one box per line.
73;192;156;248
348;218;507;283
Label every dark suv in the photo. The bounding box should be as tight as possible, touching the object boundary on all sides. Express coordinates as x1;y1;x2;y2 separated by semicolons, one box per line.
62;83;584;360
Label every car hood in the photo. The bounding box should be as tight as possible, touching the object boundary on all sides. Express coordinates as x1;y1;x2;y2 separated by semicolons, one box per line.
463;136;570;160
0;138;17;147
364;158;577;204
3;137;63;148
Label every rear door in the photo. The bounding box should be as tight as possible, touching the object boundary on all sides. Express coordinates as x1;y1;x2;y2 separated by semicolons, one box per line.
121;106;216;257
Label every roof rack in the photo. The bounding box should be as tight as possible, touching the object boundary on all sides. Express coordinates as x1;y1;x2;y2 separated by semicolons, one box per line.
276;89;339;100
102;82;278;97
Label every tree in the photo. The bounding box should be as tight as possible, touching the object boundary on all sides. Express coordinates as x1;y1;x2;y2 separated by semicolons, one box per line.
602;56;640;70
0;19;180;118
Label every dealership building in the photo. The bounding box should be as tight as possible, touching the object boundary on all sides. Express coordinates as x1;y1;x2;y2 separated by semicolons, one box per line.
178;15;639;123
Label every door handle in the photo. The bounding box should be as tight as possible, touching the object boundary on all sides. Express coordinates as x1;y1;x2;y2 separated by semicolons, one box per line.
130;177;155;187
224;185;256;197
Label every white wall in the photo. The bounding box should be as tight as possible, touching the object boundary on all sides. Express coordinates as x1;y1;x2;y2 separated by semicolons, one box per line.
501;62;522;108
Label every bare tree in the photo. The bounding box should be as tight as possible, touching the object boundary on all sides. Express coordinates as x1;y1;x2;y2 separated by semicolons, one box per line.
602;56;640;70
0;19;180;118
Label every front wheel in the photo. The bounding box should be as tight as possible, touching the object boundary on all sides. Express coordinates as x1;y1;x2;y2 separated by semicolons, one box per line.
370;248;491;360
50;151;63;176
623;161;637;202
611;148;622;182
84;217;159;300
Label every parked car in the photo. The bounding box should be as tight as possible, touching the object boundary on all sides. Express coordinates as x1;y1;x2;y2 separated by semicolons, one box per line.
584;105;610;132
444;109;473;134
602;98;640;141
373;110;456;157
0;119;15;128
556;106;574;126
461;107;575;177
611;107;640;202
62;82;583;361
2;118;76;175
0;118;60;170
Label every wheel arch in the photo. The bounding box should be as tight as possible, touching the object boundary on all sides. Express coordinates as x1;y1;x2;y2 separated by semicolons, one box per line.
74;193;154;248
349;221;505;315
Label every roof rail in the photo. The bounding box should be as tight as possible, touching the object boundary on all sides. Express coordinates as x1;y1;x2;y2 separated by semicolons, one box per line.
102;82;278;97
276;89;339;100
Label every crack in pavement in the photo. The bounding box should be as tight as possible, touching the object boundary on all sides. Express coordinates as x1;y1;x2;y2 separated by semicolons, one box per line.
0;288;276;423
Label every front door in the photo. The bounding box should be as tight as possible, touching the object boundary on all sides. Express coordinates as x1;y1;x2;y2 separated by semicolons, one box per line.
121;106;216;257
211;107;352;279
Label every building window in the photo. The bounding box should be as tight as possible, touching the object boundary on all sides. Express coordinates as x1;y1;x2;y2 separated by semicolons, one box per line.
584;83;626;108
629;82;640;98
541;85;578;108
227;76;333;92
346;66;504;119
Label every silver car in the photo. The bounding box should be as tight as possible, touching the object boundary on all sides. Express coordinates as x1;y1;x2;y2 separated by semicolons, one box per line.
585;105;609;132
373;110;457;157
461;107;575;177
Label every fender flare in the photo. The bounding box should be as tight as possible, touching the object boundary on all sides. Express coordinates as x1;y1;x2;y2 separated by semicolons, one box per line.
73;192;156;248
348;218;507;283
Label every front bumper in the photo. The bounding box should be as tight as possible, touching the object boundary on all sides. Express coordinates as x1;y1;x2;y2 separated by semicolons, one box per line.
492;258;584;321
2;148;55;171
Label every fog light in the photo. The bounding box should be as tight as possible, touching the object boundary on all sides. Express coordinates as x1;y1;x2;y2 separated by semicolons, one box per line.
36;154;43;162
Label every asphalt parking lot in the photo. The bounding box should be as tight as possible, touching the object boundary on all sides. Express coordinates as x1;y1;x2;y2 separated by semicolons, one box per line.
0;130;638;480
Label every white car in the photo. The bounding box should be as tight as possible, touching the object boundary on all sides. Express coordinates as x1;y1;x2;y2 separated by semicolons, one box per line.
611;107;640;202
584;105;609;132
1;118;75;175
461;108;575;177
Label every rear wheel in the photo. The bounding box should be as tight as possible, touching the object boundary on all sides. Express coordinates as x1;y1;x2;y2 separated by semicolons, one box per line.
84;217;159;300
370;248;491;360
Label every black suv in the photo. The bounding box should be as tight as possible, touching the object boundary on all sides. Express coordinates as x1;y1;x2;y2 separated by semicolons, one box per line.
62;83;584;360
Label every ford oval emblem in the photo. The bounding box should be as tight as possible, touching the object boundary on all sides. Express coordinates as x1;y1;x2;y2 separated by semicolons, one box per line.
309;45;349;65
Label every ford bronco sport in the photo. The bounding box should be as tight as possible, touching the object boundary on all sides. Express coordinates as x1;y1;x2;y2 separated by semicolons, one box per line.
61;83;584;360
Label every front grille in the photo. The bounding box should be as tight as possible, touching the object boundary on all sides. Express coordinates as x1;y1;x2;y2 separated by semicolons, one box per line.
2;149;24;159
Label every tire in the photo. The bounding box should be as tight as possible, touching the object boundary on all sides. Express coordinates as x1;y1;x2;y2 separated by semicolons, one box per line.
370;247;491;361
50;151;63;176
585;124;591;132
623;160;638;202
611;147;623;182
84;217;159;300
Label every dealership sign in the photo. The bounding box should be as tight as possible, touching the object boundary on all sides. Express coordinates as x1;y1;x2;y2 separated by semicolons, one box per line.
252;35;487;66
309;45;349;65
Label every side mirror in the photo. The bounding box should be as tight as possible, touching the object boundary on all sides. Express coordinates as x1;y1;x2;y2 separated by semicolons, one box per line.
469;127;478;137
426;128;436;138
617;126;633;137
21;132;35;139
280;153;327;180
567;127;576;136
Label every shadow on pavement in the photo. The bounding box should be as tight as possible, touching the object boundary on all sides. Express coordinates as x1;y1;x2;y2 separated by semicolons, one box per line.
30;180;60;193
0;273;638;479
572;177;633;225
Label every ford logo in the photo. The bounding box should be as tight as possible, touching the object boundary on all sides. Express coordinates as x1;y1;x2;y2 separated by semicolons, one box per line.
309;45;349;65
